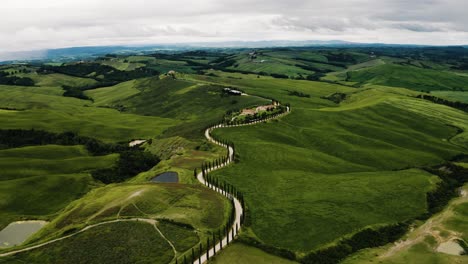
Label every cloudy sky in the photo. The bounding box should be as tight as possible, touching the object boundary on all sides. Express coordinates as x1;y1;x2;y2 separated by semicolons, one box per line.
1;0;468;53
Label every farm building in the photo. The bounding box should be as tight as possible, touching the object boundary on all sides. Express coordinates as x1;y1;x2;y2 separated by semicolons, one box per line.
223;87;242;95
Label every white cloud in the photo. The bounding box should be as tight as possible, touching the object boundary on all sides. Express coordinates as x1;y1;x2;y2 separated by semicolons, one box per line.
0;0;467;53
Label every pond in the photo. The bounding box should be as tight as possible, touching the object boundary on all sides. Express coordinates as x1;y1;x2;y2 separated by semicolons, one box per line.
151;171;179;183
0;220;48;248
436;240;465;255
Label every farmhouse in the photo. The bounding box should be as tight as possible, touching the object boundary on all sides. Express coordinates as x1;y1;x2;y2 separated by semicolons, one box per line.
223;87;242;95
167;70;176;78
240;108;256;116
255;104;275;112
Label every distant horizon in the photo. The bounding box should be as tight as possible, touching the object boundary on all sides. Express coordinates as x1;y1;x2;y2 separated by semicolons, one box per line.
2;0;468;58
1;39;467;62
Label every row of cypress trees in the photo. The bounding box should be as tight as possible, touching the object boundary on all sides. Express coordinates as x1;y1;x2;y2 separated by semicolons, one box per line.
178;102;290;264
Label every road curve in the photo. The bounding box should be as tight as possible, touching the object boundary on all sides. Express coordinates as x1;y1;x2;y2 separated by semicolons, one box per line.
194;106;290;264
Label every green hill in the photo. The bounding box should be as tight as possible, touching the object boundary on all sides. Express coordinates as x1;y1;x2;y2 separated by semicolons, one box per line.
346;64;468;91
208;76;466;255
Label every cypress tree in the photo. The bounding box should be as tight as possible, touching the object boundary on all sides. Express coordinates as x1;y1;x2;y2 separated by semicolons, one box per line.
213;233;216;254
199;244;202;264
219;229;223;249
226;226;229;244
207;237;210;259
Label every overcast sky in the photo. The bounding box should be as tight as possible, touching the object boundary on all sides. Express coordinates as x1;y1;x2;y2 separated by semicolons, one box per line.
1;0;468;53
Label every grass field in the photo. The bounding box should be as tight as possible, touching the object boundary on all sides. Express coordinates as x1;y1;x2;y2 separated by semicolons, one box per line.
0;145;117;230
346;64;468;91
84;80;140;106
1;221;174;264
431;91;468;103
209;242;298;264
97;76;271;139
28;73;98;88
99;59;145;71
206;76;466;254
28;183;231;244
0;84;177;142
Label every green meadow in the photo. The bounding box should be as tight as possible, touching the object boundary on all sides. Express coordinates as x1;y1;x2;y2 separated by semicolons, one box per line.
209;77;466;254
2;221;174;264
346;64;468;91
0;145;117;230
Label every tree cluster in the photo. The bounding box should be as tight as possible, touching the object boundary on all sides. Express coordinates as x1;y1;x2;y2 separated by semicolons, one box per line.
91;149;159;184
0;71;34;86
0;129;125;155
417;94;468;113
288;90;310;98
421;162;468;218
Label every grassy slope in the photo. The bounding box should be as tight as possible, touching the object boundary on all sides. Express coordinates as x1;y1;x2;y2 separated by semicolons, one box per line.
0;85;176;142
0;146;118;181
209;242;298;264
431;91;468;103
2;221;174;264
347;64;468;91
111;77;270;139
0;145;117;229
99;59;145;71
84;80;140;106
196;76;467;254
12;72;98;88
29;183;230;243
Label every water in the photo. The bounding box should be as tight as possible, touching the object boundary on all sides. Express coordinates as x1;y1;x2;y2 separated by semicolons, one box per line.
0;220;48;248
151;171;179;183
437;240;465;255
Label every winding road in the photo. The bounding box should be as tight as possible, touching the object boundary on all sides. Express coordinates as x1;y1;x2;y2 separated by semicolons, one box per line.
194;106;290;264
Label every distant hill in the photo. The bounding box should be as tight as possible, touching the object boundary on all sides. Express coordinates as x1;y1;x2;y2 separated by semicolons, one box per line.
3;40;458;63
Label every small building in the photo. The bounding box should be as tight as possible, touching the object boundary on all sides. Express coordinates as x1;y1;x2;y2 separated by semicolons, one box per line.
167;70;176;78
223;87;242;96
240;109;256;116
255;105;275;112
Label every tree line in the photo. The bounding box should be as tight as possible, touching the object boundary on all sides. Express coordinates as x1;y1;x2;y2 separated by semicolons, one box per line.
421;161;468;218
301;223;409;264
0;71;34;86
288;90;310;98
38;63;159;100
417;94;468;113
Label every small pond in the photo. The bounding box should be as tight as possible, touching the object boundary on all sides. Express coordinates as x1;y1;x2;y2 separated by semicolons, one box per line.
151;171;179;183
0;220;48;248
437;240;465;255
